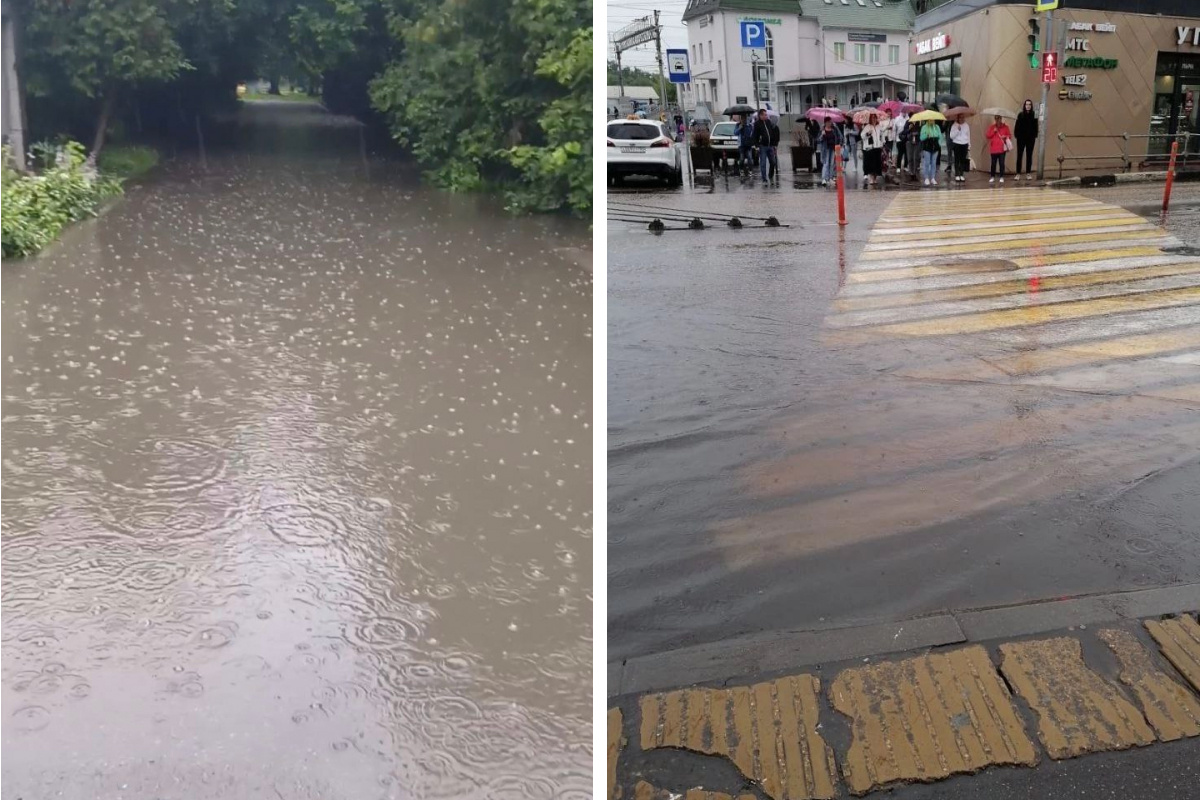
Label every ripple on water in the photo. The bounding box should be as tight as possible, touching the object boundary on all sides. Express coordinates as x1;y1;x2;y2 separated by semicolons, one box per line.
260;503;345;547
11;705;51;732
99;497;245;542
118;559;190;593
103;438;227;495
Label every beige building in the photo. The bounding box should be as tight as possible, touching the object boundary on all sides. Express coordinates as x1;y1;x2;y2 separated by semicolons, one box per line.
913;0;1200;177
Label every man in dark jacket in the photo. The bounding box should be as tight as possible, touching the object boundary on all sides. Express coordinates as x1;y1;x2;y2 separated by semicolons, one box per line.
752;109;780;181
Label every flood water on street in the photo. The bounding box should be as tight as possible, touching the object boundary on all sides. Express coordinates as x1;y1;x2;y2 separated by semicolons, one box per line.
2;102;592;798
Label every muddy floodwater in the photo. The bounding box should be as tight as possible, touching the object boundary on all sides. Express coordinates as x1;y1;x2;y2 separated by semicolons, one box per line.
2;102;592;798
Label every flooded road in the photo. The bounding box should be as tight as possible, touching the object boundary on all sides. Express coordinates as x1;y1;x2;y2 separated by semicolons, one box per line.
608;179;1200;664
2;101;592;798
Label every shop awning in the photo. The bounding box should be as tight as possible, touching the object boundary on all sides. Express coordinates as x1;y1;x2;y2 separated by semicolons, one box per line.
776;73;913;88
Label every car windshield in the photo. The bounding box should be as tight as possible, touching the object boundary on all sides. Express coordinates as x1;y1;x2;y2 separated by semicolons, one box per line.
712;123;737;136
608;123;659;140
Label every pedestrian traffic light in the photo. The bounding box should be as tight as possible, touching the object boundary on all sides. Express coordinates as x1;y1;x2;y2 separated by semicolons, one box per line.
1028;17;1041;69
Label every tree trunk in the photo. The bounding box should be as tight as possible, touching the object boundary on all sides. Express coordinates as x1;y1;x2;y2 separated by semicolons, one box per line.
91;90;118;157
269;76;280;95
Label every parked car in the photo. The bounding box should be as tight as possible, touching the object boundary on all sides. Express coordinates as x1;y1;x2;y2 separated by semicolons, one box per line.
606;119;683;187
709;121;757;169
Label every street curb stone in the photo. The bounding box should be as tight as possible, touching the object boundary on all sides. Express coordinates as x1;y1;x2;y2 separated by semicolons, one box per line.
609;583;1200;698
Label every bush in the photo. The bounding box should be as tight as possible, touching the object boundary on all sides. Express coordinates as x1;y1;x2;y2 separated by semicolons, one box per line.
2;141;122;258
97;145;160;180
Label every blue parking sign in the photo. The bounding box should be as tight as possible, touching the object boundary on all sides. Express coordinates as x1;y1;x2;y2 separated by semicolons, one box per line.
740;21;766;48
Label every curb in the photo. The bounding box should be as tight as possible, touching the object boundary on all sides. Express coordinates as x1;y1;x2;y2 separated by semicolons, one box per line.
1047;170;1200;187
609;582;1200;697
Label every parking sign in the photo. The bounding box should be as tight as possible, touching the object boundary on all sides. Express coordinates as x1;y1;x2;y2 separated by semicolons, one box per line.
666;49;690;83
740;21;766;48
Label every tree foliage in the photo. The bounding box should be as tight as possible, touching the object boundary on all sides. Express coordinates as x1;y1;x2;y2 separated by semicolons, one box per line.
14;0;589;214
369;0;591;215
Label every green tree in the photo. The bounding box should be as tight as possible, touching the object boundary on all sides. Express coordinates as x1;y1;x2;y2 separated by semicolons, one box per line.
19;0;192;155
607;60;658;89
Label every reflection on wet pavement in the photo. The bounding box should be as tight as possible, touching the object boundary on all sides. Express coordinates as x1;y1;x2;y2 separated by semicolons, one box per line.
2;102;592;798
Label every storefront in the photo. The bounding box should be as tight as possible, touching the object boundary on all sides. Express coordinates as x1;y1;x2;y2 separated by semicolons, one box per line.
912;1;1200;174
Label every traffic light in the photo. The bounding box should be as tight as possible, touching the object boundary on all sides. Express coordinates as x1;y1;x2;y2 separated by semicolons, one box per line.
1028;17;1041;69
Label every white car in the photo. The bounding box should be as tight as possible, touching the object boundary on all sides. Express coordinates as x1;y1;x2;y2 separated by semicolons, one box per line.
606;119;683;187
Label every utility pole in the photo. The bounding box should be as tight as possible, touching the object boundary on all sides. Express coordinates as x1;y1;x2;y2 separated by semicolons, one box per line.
654;10;667;117
616;49;624;104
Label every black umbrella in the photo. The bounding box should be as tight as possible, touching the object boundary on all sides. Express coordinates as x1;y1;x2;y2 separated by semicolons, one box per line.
861;99;882;108
723;104;757;116
934;93;967;110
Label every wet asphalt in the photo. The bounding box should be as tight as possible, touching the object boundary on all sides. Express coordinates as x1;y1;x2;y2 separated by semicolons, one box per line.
607;154;1200;665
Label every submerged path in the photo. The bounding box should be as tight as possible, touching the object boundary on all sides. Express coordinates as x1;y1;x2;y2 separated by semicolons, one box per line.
2;101;592;798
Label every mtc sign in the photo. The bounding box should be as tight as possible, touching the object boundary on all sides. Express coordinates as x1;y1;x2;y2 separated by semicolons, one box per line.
1179;26;1200;47
915;33;950;56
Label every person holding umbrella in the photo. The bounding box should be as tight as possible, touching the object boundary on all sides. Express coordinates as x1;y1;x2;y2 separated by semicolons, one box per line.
1014;99;1038;180
984;110;1014;183
912;110;946;186
735;114;755;176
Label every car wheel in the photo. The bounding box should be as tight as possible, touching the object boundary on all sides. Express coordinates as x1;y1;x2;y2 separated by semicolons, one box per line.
668;162;683;188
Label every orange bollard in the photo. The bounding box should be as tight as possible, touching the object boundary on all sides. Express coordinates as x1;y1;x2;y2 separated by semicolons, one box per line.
835;144;847;226
1163;140;1179;213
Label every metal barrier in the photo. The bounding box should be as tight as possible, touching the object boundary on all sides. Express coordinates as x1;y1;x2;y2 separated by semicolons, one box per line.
1055;132;1197;179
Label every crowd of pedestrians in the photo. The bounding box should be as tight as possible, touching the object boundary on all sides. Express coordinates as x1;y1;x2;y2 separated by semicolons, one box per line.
790;96;1040;189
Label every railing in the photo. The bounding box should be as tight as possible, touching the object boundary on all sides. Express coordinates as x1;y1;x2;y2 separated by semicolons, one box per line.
1055;132;1198;179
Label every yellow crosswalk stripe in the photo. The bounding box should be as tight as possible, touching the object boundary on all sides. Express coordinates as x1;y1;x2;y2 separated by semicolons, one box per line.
856;287;1200;338
871;216;1147;242
861;229;1168;260
849;247;1169;283
834;262;1200;312
874;208;1132;231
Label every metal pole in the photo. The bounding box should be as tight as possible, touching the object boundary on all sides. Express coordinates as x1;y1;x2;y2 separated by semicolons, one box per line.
654;11;667;119
616;49;624;111
1036;9;1053;181
835;144;847;226
678;81;691;183
1163;140;1179;212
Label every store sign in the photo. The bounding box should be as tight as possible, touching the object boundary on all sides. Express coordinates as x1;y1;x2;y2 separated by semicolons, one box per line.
1058;88;1093;101
1066;38;1090;51
1064;55;1118;69
738;16;782;25
915;33;950;56
1069;22;1116;33
848;32;887;43
1062;73;1087;85
1178;26;1200;46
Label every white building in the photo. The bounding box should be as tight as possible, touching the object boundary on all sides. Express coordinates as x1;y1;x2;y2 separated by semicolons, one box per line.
682;0;915;117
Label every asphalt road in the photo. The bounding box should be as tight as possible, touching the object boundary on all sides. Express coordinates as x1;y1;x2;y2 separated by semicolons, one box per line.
608;170;1200;664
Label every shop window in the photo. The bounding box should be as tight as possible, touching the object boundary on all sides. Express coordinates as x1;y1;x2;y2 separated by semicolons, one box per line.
914;54;959;104
870;44;880;64
889;45;899;65
834;42;845;62
854;43;866;63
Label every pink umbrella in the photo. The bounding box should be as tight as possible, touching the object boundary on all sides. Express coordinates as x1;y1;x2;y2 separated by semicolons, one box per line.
901;103;925;114
806;107;845;123
878;100;903;116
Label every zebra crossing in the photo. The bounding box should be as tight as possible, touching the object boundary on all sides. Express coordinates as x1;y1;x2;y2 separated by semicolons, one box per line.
826;189;1200;403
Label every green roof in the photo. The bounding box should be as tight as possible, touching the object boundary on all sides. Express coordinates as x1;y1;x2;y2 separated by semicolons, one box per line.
683;0;914;31
683;0;802;23
798;0;914;32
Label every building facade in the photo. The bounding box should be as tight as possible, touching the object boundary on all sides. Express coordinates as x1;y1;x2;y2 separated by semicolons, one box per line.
912;0;1200;176
682;0;915;117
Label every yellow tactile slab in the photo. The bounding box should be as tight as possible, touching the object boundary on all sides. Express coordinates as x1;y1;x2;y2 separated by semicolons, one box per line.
829;645;1036;795
639;676;837;800
998;637;1154;759
609;708;623;800
1145;614;1200;694
633;780;756;800
1098;628;1200;741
